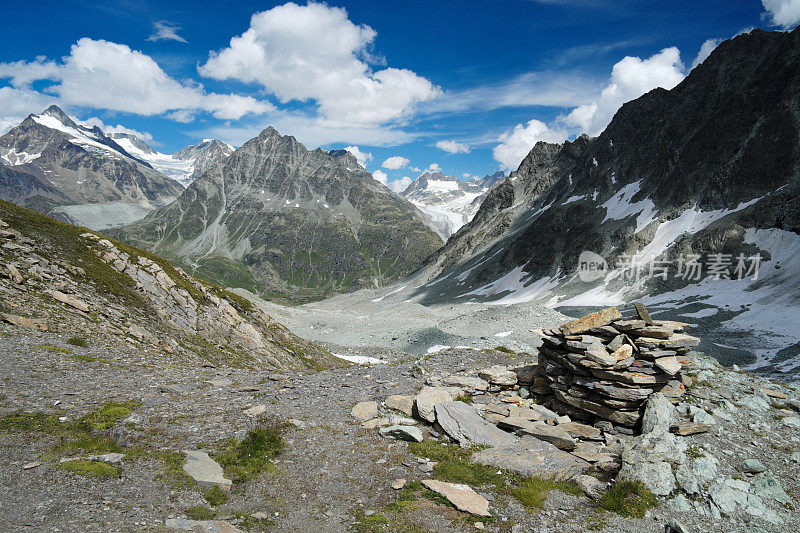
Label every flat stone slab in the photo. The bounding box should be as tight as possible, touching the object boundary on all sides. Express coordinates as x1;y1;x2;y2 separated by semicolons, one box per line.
165;518;243;532
435;401;516;448
421;480;490;516
385;395;414;415
472;437;590;481
414;387;456;422
379;425;423;442
182;450;232;491
351;401;378;421
560;308;622;335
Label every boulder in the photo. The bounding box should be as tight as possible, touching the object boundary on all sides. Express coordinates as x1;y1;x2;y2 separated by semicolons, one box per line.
641;393;674;435
435;401;516;448
471;437;590;481
517;422;576;451
414;387;456;423
385;395;414;416
478;366;517;387
575;474;606;500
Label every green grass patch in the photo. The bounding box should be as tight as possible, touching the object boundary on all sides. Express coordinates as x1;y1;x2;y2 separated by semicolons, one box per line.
233;512;275;531
149;450;196;489
214;419;285;482
48;434;121;458
454;392;473;404
80;401;138;430
59;459;119;479
185;505;215;520
597;480;658;518
0;411;64;434
72;353;111;364
66;337;89;347
204;486;229;506
494;346;515;354
512;478;582;509
35;344;71;353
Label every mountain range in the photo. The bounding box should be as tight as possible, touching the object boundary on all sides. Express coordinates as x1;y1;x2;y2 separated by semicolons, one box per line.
400;170;504;240
0;106;231;229
113;127;443;303
411;27;800;379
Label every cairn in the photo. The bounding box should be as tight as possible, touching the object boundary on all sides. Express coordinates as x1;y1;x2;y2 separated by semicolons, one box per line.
535;304;698;431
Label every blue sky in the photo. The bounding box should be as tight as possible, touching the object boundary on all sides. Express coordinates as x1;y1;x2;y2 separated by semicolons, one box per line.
0;0;794;190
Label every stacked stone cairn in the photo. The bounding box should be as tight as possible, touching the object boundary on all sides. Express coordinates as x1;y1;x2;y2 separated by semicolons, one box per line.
535;304;699;431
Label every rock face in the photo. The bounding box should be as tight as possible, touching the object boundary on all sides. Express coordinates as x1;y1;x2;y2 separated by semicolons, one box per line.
535;308;694;428
434;401;517;447
0;106;183;229
0;199;341;371
115;127;442;303
412;27;800;377
399;171;504;239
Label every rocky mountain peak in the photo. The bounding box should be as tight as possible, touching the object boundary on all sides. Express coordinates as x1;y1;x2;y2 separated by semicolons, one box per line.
37;105;75;128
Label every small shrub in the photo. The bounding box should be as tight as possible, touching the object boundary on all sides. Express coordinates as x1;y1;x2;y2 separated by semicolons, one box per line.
59;459;119;479
454;392;473;404
598;480;658;518
79;401;137;430
66;337;89;347
185;505;215;520
215;418;285;482
204;486;229;506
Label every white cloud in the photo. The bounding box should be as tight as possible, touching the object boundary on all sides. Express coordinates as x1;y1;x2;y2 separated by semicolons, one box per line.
426;163;442;173
372;169;388;185
435;139;470;154
343;145;372;167
198;2;439;127
147;21;188;43
762;0;800;28
692;39;720;69
563;47;685;136
492;119;568;171
0;38;273;122
381;156;409;169
0;86;56;134
388;176;412;193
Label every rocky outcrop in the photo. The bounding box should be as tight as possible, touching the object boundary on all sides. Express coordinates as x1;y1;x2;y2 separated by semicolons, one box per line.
0;198;340;370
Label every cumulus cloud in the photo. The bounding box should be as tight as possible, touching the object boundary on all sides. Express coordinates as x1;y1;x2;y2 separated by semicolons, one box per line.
762;0;800;28
198;2;439;127
0;38;273;121
0;86;56;134
435;139;470;154
147;21;188;43
692;39;721;69
372;169;388;185
388;176;412;193
426;163;442;172
343;145;372;167
492;119;569;171
381;156;409;169
563;47;685;136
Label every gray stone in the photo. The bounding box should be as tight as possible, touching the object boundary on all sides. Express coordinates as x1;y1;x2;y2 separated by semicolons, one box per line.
751;474;791;504
389;415;417;426
518;422;576;451
414;387;456;423
385;395;414;416
379;425;423;442
667;496;693;514
619;460;676;496
182;451;232;491
435;401;516;448
654;356;681;376
574;474;606;500
471;437;590;481
351;401;378;421
740;458;766;474
641;392;674;435
442;375;490;392
689;406;716;425
665;518;691;533
478;366;517;387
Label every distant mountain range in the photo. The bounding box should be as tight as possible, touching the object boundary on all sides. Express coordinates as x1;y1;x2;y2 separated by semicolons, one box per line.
0;106;232;229
399;171;504;239
413;27;800;379
113;127;443;303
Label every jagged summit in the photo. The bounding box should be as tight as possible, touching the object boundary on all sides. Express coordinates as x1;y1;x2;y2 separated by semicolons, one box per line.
114;124;442;303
